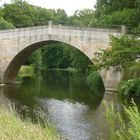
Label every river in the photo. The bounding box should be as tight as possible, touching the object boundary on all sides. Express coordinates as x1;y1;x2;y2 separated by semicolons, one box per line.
0;70;121;140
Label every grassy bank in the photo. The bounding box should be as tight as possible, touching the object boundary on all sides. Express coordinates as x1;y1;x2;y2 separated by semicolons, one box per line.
40;67;78;73
104;100;140;140
0;104;60;140
118;78;140;97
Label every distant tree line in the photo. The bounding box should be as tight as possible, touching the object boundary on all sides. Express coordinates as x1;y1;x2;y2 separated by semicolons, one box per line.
0;0;139;29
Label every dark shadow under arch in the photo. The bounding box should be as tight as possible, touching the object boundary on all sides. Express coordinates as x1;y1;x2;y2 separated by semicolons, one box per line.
4;40;93;83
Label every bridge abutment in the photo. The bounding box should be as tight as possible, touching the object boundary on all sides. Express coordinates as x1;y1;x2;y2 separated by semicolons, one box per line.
100;67;122;91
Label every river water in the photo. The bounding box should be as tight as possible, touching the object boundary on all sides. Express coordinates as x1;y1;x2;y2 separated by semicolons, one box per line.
0;70;121;140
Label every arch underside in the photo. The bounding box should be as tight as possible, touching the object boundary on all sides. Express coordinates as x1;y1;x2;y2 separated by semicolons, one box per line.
3;39;121;91
3;40;94;83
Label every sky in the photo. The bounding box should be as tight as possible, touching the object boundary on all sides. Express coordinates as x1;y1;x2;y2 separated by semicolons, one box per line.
0;0;96;15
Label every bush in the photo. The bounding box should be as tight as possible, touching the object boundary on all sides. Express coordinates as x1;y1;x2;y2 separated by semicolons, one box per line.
0;18;15;30
118;78;140;96
87;71;104;92
18;64;35;79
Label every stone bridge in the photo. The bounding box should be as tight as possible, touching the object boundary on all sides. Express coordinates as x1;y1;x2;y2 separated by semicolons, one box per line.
0;21;123;91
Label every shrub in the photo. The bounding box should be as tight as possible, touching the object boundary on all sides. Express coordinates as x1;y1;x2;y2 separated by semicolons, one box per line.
87;71;104;92
119;78;140;96
18;64;35;79
0;18;15;30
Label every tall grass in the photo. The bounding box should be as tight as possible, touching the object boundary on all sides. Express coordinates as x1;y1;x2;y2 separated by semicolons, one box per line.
104;100;140;140
0;103;61;140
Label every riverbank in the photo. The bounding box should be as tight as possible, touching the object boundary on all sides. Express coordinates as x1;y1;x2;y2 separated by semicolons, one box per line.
18;65;79;80
104;100;140;140
0;103;60;140
40;67;78;72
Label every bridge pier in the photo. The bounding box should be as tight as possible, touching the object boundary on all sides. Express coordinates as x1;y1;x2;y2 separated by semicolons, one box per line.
0;58;10;84
100;67;122;91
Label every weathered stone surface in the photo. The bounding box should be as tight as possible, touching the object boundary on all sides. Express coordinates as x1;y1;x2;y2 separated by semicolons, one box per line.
0;22;122;90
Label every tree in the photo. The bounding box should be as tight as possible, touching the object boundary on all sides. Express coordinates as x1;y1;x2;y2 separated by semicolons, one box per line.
68;9;95;27
95;0;139;17
70;48;92;72
92;35;140;79
93;9;140;28
3;1;33;27
0;18;15;30
2;0;57;27
24;49;42;70
41;42;92;72
54;9;68;23
94;0;140;29
41;43;71;69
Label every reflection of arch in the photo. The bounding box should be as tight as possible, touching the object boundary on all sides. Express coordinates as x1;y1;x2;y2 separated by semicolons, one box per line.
3;71;104;109
3;40;94;83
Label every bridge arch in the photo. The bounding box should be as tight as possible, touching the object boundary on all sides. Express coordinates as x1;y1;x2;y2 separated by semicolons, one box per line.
3;40;95;83
0;23;122;90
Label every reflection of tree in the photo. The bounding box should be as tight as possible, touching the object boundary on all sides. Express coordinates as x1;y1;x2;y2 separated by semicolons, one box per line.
4;71;104;110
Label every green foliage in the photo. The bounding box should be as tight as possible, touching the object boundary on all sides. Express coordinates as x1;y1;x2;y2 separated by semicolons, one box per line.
92;35;140;96
95;0;140;29
68;9;95;27
25;49;42;70
92;35;140;74
0;18;15;30
54;9;67;23
0;102;60;140
95;0;139;17
104;100;140;140
128;62;140;78
70;49;92;73
0;7;3;17
94;9;140;28
18;65;35;79
41;43;71;69
1;0;140;30
2;0;68;27
87;71;104;92
3;1;34;27
104;101;123;140
41;42;92;72
119;78;140;96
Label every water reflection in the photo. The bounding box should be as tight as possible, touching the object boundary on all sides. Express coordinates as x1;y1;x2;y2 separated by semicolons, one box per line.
38;98;93;140
3;71;104;108
0;70;109;140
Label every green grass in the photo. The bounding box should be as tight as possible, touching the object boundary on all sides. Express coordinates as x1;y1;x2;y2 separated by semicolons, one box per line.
0;104;61;140
104;100;140;140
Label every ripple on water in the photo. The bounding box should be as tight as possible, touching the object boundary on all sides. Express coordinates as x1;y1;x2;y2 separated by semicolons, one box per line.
37;98;99;140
